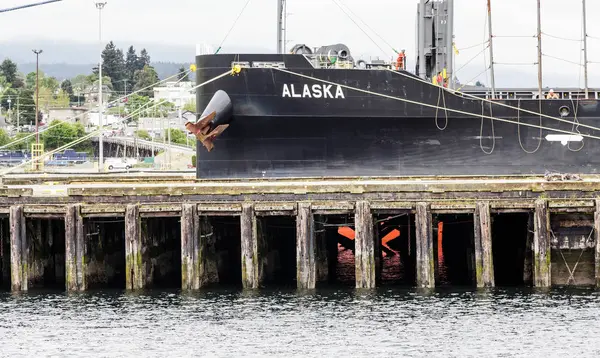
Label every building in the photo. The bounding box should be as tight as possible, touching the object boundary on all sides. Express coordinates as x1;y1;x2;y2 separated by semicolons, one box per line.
47;107;89;125
153;81;195;108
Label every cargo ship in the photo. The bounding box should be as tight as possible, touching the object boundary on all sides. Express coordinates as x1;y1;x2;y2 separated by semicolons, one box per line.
189;0;600;179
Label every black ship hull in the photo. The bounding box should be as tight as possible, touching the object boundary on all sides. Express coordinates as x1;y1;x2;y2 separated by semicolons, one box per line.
195;54;600;178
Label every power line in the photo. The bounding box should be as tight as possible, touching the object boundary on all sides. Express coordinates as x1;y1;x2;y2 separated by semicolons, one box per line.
0;0;63;13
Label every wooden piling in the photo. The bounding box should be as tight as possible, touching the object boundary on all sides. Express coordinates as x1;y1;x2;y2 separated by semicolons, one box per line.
534;199;551;287
595;199;600;288
296;202;316;289
9;205;26;292
65;205;86;291
473;202;495;288
314;214;329;283
125;204;143;290
416;202;434;288
523;212;534;285
354;201;376;289
241;203;261;289
181;203;198;289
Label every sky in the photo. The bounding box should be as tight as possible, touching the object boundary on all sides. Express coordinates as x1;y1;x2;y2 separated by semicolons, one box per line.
2;0;600;87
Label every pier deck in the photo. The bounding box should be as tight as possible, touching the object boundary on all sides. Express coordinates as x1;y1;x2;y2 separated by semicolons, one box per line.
0;173;599;291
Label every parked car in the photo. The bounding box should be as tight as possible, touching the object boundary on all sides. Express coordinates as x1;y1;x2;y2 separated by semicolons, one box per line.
106;158;132;171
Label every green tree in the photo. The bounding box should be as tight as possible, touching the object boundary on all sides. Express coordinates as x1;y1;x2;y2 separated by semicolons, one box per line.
166;128;187;145
0;59;18;85
178;66;189;81
125;46;139;85
125;93;151;120
102;41;126;94
17;89;36;125
0;87;16;112
183;100;196;113
41;76;60;93
61;79;74;96
0;129;10;146
7;132;34;150
133;65;159;97
42;120;88;150
136;129;151;140
25;70;45;89
138;49;151;70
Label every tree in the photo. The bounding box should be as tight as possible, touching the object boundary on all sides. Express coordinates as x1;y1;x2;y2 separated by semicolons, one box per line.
0;87;18;112
17;89;37;125
138;48;151;70
0;129;10;147
42;120;88;150
41;76;60;93
101;41;126;94
61;79;74;96
0;59;18;85
125;46;139;85
183;100;195;113
475;81;485;87
133;65;159;97
125;93;151;120
178;66;189;81
166;128;187;145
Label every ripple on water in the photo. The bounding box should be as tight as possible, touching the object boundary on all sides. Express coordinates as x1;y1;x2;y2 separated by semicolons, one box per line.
0;288;599;357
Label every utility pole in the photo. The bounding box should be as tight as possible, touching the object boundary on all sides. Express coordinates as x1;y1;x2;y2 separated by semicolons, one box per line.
486;0;496;98
96;1;107;172
16;96;20;131
33;49;42;144
277;0;285;53
418;0;427;78
537;0;543;98
446;0;454;89
583;0;589;99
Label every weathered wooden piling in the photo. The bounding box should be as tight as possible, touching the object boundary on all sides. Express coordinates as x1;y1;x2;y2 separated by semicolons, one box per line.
314;214;329;283
241;203;262;289
534;199;551;287
595;199;600;288
65;205;86;291
296;202;316;289
9;205;26;291
354;201;376;289
523;213;534;285
473;202;495;288
416;202;435;288
181;203;199;289
125;204;144;290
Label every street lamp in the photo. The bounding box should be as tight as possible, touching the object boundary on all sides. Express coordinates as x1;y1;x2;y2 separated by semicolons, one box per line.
32;49;42;144
95;1;107;172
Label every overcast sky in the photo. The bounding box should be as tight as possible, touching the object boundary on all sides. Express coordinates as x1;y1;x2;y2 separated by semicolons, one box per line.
2;0;600;87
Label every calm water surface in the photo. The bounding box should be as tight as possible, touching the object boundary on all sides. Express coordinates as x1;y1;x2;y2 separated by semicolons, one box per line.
1;288;599;357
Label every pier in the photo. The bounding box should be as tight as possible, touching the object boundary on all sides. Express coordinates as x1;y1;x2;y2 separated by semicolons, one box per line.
0;173;599;291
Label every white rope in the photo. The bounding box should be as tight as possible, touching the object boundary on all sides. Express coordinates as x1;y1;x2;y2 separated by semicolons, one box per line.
434;86;448;131
479;101;495;155
0;69;193;151
387;69;600;134
517;99;543;154
274;68;600;142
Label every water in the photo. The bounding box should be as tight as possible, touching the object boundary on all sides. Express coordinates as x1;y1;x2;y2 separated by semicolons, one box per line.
1;288;600;357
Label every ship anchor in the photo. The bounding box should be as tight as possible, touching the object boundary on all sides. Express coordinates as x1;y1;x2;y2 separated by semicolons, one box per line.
185;112;230;152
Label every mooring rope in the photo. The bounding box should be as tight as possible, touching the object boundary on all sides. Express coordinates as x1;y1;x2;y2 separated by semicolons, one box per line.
435;86;449;131
274;68;600;142
0;69;194;151
0;70;232;176
479;101;496;155
517;99;543;154
386;69;600;134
